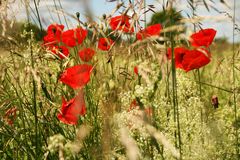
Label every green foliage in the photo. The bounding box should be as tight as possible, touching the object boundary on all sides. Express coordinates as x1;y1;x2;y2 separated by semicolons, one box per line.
148;8;185;38
0;20;45;47
20;22;46;41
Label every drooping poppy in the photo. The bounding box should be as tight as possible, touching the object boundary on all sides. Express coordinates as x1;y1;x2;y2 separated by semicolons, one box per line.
60;64;93;89
78;48;95;62
182;48;211;72
57;89;86;125
134;66;138;75
190;28;217;47
4;107;17;125
61;27;88;47
110;15;134;33
136;24;162;40
49;45;69;59
211;95;219;109
98;38;114;51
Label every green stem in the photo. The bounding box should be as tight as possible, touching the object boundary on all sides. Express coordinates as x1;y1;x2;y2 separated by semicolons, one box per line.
197;69;202;97
31;42;39;160
232;0;239;158
169;7;182;159
33;0;43;32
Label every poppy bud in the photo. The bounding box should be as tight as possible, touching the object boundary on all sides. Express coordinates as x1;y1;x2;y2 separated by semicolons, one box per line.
134;66;138;75
102;14;106;20
84;22;88;27
211;95;219;109
76;12;80;19
116;2;123;9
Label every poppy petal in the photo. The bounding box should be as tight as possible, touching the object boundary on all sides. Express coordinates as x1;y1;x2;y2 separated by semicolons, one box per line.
136;24;162;40
110;15;134;33
57;89;86;125
190;28;217;47
78;48;95;62
98;38;114;51
174;47;188;69
182;49;211;72
60;64;93;89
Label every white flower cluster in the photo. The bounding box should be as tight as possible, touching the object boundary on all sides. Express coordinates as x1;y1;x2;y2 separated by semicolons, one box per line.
119;91;134;107
134;84;154;106
113;110;150;139
176;71;199;99
47;134;65;153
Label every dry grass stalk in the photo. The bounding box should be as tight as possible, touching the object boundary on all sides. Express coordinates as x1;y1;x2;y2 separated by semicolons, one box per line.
120;127;140;160
146;124;180;159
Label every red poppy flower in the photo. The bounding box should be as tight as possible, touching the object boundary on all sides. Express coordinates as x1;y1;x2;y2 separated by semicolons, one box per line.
182;48;211;72
47;24;64;40
43;24;64;46
136;24;162;40
190;28;217;47
78;48;95;62
49;46;69;59
134;66;138;75
110;15;134;33
98;38;114;51
174;47;188;69
62;27;88;47
43;33;58;46
57;89;86;125
60;64;93;89
4;107;17;125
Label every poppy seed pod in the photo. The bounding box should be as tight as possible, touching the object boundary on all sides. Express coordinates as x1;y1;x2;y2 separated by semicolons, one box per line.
211;95;219;109
76;12;80;19
116;2;123;9
102;14;106;20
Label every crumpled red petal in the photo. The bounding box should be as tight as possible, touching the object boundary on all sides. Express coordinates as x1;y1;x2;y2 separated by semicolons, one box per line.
136;24;162;40
57;89;86;125
110;15;134;33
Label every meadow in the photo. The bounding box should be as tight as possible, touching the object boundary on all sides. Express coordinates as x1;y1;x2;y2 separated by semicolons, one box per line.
0;0;239;159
